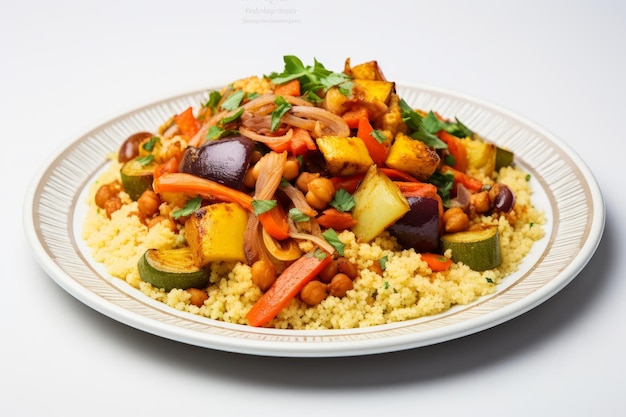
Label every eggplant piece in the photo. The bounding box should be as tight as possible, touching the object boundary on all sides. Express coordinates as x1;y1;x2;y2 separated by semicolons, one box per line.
388;196;440;253
179;136;254;190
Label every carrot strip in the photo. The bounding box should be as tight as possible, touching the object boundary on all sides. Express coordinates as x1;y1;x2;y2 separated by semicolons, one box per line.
342;107;369;129
153;173;253;211
153;156;180;180
289;127;316;156
438;130;468;173
356;117;388;166
273;79;301;96
258;203;290;240
175;107;200;137
246;251;333;327
316;208;357;230
420;253;452;272
440;165;483;193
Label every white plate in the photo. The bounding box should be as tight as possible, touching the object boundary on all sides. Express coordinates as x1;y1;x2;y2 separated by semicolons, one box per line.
23;84;605;357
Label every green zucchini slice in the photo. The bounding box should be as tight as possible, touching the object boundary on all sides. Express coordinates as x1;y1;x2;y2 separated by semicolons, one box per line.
441;225;501;271
137;247;210;291
495;146;514;170
120;157;157;200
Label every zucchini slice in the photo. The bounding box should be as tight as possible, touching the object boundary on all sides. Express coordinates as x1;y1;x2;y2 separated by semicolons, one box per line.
441;225;501;271
120;157;157;200
137;247;210;291
495;146;515;170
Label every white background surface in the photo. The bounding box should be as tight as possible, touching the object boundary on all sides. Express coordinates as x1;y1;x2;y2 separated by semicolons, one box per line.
3;0;623;415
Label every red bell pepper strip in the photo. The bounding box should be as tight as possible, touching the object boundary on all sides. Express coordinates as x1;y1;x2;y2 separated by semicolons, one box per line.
438;130;469;173
175;107;200;137
357;117;388;166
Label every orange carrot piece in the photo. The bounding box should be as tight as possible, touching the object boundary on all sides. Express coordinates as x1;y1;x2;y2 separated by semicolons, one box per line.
258;203;290;240
438;130;469;173
356;116;388;166
246;250;333;327
153;156;180;180
440;165;483;193
153;173;253;211
175;107;200;137
342;107;369;129
289;127;316;156
420;253;452;272
273;79;301;96
316;208;357;230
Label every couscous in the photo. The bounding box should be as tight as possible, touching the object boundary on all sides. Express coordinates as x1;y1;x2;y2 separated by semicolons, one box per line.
82;56;545;329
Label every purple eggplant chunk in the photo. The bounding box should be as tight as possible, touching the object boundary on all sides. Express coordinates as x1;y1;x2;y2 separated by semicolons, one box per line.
179;136;255;190
388;196;440;253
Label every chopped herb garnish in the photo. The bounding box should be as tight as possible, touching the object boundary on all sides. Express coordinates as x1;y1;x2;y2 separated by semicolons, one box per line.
268;55;352;100
526;174;531;181
529;222;534;229
379;255;388;271
422;111;474;138
171;196;202;219
206;126;238;140
330;188;356;212
444;154;457;166
398;99;447;149
142;136;159;151
486;277;494;284
271;96;292;132
204;90;222;113
384;281;390;290
220;107;244;124
428;170;455;207
252;199;277;216
136;154;154;166
246;91;260;101
371;129;387;144
220;89;245;111
312;248;328;260
288;208;310;222
322;228;345;256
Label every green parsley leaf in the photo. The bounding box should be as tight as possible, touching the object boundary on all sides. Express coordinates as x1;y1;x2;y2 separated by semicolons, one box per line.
220;107;244;124
486;277;494;284
444;154;457;166
142;136;159;151
204;91;222;113
271;96;292;132
206;126;239;140
220;89;245;111
171;196;202;219
288;208;310;222
246;92;260;101
371;129;387;144
322;228;345;256
399;99;447;149
252;199;277;216
330;188;356;212
379;255;388;271
428;170;455;207
136;154;154;166
422;111;474;137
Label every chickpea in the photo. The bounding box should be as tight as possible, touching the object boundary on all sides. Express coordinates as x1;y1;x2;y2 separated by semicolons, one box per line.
305;177;335;210
242;167;257;189
318;259;338;283
470;191;491;214
187;288;208;307
443;207;469;233
336;257;358;279
137;190;161;218
282;157;301;181
104;196;122;218
94;183;116;209
300;280;327;306
295;172;320;193
147;216;177;232
328;273;353;297
250;259;276;291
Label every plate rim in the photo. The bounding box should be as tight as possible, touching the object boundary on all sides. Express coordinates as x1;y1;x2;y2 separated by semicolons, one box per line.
23;82;606;357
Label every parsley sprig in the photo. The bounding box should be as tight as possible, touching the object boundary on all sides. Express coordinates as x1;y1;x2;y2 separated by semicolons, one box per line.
268;55;352;101
398;99;447;149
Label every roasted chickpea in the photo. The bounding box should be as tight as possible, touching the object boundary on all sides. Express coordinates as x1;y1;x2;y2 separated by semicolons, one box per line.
328;273;353;297
295;172;320;193
147;216;177;232
187;288;208;307
443;207;469;233
94;183;117;209
318;259;338;283
137;190;161;218
283;157;301;181
104;196;122;218
300;280;327;306
470;191;491;214
251;259;276;291
336;257;358;280
305;177;335;210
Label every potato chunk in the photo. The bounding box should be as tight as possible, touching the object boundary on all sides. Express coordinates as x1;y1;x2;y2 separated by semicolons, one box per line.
385;132;440;181
185;202;248;267
316;136;374;177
